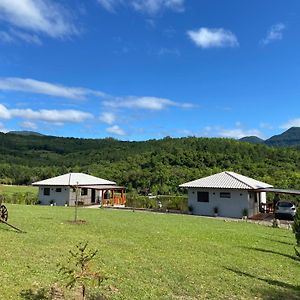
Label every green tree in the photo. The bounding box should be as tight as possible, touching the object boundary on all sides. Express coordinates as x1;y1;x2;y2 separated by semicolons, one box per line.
58;242;105;300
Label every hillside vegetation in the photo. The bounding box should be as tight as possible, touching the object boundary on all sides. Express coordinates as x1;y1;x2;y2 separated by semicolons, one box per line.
1;133;300;195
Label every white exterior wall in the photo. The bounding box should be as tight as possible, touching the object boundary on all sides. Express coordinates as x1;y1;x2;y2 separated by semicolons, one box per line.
188;188;251;218
69;188;100;206
38;186;102;206
38;186;70;206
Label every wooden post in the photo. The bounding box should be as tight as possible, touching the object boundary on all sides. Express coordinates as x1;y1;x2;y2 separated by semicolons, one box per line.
121;189;124;205
0;219;24;233
74;182;79;222
111;190;115;206
101;190;104;206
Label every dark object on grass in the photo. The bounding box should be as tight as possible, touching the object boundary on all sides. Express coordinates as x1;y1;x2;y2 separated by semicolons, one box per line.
0;201;24;233
0;203;8;222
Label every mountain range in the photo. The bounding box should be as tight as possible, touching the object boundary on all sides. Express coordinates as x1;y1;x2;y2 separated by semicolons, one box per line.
7;127;300;147
240;127;300;147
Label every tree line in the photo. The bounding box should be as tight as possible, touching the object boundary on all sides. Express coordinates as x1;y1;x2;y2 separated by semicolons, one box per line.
1;133;300;196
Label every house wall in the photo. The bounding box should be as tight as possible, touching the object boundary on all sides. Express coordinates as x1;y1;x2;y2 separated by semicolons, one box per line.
38;186;70;206
69;188;101;206
188;188;250;218
38;186;102;206
248;191;266;216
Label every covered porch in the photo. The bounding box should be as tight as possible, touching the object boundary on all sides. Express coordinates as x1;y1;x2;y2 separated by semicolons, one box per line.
257;188;300;213
79;185;126;206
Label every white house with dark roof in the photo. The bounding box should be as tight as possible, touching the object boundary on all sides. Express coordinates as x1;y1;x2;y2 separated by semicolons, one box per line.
179;171;273;218
32;173;126;206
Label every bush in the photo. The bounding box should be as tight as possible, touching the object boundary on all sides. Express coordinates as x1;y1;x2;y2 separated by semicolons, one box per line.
125;194;188;211
293;208;300;246
1;192;38;205
58;241;106;299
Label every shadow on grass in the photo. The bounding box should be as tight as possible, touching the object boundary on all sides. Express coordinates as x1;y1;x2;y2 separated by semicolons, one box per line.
226;267;300;300
0;225;24;234
20;288;49;300
263;232;292;239
265;237;294;246
241;246;299;262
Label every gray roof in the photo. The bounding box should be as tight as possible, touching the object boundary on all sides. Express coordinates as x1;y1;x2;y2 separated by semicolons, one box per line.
32;173;116;186
179;171;273;190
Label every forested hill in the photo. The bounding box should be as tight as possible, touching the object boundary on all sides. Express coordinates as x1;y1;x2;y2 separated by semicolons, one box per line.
1;132;300;194
240;127;300;147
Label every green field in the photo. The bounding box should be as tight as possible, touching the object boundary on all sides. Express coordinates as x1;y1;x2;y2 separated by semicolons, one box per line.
1;205;300;299
0;185;38;196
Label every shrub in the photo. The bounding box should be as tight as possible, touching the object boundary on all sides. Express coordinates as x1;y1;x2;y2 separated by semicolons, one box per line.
58;242;105;300
242;208;248;218
293;208;300;246
1;192;38;205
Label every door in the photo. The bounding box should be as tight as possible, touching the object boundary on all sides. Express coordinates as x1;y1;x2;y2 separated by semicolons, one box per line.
91;189;96;204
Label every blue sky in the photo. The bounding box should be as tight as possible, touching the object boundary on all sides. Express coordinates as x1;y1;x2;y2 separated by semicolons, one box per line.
0;0;299;140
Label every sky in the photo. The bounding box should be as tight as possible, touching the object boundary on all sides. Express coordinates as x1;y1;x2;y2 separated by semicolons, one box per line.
0;0;299;140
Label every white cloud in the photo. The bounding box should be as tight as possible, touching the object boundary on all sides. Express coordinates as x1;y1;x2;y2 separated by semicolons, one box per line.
97;0;185;14
0;30;13;42
281;118;300;129
19;121;37;130
0;77;194;114
11;108;93;123
0;0;76;39
0;121;9;133
187;27;239;49
261;23;286;45
106;125;126;136
219;128;262;139
100;112;116;125
0;103;11;119
97;0;121;12
131;0;184;14
0;29;42;45
0;77;106;100
104;96;193;110
0;103;93;123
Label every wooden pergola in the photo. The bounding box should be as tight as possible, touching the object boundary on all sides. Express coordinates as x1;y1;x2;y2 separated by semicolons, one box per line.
79;185;126;206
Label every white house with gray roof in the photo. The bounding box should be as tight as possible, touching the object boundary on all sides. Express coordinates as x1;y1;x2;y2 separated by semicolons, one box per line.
179;171;273;218
32;173;126;206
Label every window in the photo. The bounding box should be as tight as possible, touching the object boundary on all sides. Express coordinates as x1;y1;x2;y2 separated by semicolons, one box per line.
56;188;62;193
44;188;50;196
197;191;209;202
81;188;88;196
220;192;231;198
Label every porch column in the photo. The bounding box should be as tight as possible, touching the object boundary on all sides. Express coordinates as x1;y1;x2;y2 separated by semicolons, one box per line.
111;189;115;206
121;189;124;205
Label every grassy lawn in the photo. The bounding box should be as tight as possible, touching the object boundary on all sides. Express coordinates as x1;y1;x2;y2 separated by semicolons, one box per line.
1;205;300;299
0;185;38;196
